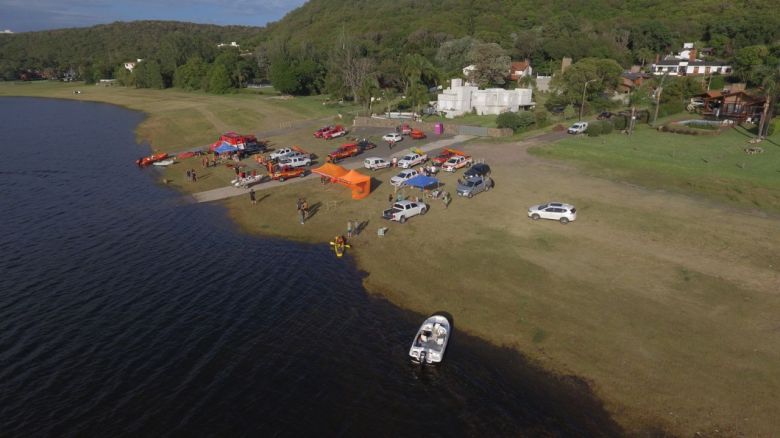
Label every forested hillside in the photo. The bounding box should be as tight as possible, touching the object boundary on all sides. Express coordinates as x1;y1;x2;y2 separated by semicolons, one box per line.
262;0;779;68
1;0;778;112
0;21;261;81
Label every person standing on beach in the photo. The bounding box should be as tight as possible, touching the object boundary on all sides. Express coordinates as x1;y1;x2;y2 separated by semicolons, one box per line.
250;189;256;205
186;169;192;181
191;170;197;182
347;220;353;238
302;199;309;220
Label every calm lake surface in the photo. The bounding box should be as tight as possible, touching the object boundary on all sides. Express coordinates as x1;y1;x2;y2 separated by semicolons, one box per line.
0;97;621;437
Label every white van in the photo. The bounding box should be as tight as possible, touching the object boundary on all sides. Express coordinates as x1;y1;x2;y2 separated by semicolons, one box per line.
363;157;391;170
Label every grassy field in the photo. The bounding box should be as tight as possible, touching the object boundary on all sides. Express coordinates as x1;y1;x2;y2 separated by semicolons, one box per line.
5;83;779;435
0;81;359;153
221;136;780;436
530;124;780;212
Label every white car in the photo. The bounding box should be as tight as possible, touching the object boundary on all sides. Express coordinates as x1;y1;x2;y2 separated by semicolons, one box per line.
383;133;403;143
364;157;391;170
270;147;293;160
390;169;419;187
396;153;427;169
527;202;577;224
278;156;311;168
567;122;588;134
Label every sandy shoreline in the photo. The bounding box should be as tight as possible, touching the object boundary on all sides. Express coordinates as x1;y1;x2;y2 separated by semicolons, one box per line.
5;84;780;436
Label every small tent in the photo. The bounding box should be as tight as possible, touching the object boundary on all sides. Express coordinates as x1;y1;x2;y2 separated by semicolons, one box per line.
312;164;372;200
312;162;349;180
403;175;440;189
339;169;372;199
215;142;238;154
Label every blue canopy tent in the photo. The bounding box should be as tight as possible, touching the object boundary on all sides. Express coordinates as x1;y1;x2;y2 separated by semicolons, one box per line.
215;142;239;154
402;174;440;189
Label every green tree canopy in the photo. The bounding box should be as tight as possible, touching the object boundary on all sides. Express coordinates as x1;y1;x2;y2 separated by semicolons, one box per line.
466;42;510;87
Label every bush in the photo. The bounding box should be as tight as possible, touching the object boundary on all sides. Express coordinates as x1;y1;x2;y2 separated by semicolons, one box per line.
657;101;686;119
748;121;776;136
534;109;549;127
613;115;627;130
601;120;614;135
496;111;536;132
496;111;520;130
586;122;602;136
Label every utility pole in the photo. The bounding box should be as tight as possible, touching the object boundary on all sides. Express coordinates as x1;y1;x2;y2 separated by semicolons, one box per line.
652;73;668;126
579;79;597;121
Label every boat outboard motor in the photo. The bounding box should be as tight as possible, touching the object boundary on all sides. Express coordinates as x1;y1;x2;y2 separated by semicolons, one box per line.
419;350;427;364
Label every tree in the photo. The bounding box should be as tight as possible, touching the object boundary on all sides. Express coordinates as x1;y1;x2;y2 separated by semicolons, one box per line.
401;53;438;95
269;59;298;94
206;63;233;94
357;76;380;111
328;32;376;101
754;65;780;138
435;36;477;73
134;60;164;89
466;43;510;87
173;56;207;90
734;45;770;83
550;58;622;106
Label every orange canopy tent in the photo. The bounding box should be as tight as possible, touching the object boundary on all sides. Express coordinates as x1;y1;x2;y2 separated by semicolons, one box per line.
312;164;372;200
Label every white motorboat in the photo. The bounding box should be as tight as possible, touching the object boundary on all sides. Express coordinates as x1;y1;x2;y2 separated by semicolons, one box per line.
409;315;450;364
231;174;264;188
152;159;176;166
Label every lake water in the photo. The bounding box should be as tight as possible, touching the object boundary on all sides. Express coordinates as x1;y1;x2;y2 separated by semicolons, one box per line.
0;97;622;436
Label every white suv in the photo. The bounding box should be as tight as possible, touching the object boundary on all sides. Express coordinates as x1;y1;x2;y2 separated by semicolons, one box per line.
567;122;588;134
527;202;577;224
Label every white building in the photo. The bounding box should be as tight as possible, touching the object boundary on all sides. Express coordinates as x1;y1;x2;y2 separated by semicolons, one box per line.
650;43;731;76
217;41;240;48
437;79;534;118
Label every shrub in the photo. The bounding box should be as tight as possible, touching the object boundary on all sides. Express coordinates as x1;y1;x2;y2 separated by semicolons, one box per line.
748;121;776;136
613;115;627;130
497;111;536;132
657;101;686;119
586;122;602;136
601;120;614;135
517;111;535;128
534;109;549;127
496;111;521;130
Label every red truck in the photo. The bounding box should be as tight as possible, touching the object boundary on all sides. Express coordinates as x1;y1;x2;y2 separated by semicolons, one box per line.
322;125;347;140
432;148;463;166
327;143;361;163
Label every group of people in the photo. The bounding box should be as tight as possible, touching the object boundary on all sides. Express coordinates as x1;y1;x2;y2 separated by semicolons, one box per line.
185;168;197;182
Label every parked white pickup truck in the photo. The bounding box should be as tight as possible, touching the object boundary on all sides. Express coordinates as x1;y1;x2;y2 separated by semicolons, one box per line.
441;155;473;172
382;200;427;223
270;147;293;160
397;152;428;169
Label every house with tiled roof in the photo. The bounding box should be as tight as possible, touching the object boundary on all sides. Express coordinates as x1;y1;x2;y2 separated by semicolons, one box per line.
509;60;532;81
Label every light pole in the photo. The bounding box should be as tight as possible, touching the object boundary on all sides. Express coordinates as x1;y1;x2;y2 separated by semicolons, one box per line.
579;79;597;121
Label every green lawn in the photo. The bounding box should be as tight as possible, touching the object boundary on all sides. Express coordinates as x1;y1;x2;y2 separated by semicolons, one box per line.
530;124;780;212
